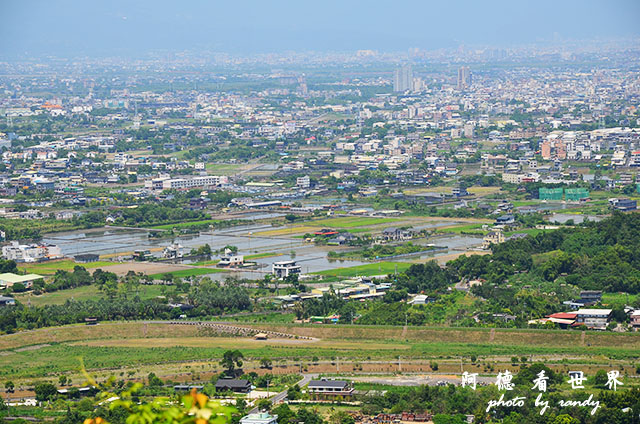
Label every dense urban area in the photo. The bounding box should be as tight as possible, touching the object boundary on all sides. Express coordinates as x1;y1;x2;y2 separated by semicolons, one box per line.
1;36;640;424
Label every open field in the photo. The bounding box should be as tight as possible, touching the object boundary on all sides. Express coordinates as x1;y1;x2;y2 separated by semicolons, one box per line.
149;267;225;279
310;217;399;228
1;321;640;384
245;252;281;260
255;216;489;237
466;186;503;196
438;222;485;234
312;262;412;277
13;284;168;307
602;292;639;307
72;337;410;351
401;185;502;197
18;259;117;275
204;163;248;175
255;216;400;237
427;250;490;265
150;219;221;230
96;262;195;277
255;226;320;237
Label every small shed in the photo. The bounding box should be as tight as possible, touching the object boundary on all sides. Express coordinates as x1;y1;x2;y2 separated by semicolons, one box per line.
74;254;100;263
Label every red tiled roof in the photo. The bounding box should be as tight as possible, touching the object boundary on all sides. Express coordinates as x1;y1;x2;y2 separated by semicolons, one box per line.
547;312;577;319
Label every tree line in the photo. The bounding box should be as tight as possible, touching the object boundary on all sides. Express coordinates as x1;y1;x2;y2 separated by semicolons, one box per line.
0;278;251;334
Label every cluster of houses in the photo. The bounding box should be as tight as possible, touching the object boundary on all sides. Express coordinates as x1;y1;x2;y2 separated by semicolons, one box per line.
355;412;436;423
528;291;640;331
308;226;415;246
536;309;614;330
1;241;63;263
546;307;640;331
274;277;391;309
520;289;640;331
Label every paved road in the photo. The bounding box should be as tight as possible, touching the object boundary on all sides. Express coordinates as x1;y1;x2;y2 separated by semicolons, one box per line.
247;373;315;414
454;279;469;292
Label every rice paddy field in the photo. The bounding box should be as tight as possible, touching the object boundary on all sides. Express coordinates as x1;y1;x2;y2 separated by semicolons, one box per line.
150;219;221;230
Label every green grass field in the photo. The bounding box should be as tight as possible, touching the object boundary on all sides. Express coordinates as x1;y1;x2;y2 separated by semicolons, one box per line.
441;223;486;234
149;268;226;279
312;262;412;277
18;259;117;275
204;163;245;175
601;292;639;308
245;252;281;260
14;284;170;307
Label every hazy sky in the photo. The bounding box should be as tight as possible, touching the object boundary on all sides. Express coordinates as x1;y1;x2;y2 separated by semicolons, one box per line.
1;0;639;58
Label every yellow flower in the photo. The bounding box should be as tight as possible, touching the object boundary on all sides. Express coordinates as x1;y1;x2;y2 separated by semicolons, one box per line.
190;388;208;408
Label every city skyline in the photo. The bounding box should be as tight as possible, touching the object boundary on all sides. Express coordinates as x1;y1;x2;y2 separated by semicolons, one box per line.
1;0;639;59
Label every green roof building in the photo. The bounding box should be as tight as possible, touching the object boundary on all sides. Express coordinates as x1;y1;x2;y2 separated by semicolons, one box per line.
565;188;590;201
539;188;563;200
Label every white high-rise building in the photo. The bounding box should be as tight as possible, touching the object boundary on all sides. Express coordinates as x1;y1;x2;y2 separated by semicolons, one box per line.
457;66;472;89
393;65;414;92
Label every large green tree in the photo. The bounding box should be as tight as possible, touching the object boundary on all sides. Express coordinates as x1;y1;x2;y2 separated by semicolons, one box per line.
220;350;244;377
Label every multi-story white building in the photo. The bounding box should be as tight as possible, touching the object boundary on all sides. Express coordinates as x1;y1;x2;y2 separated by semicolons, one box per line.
631;310;640;331
393;65;413;92
296;175;310;189
2;241;63;263
272;260;301;279
164;175;228;190
574;308;612;330
144;175;228;191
